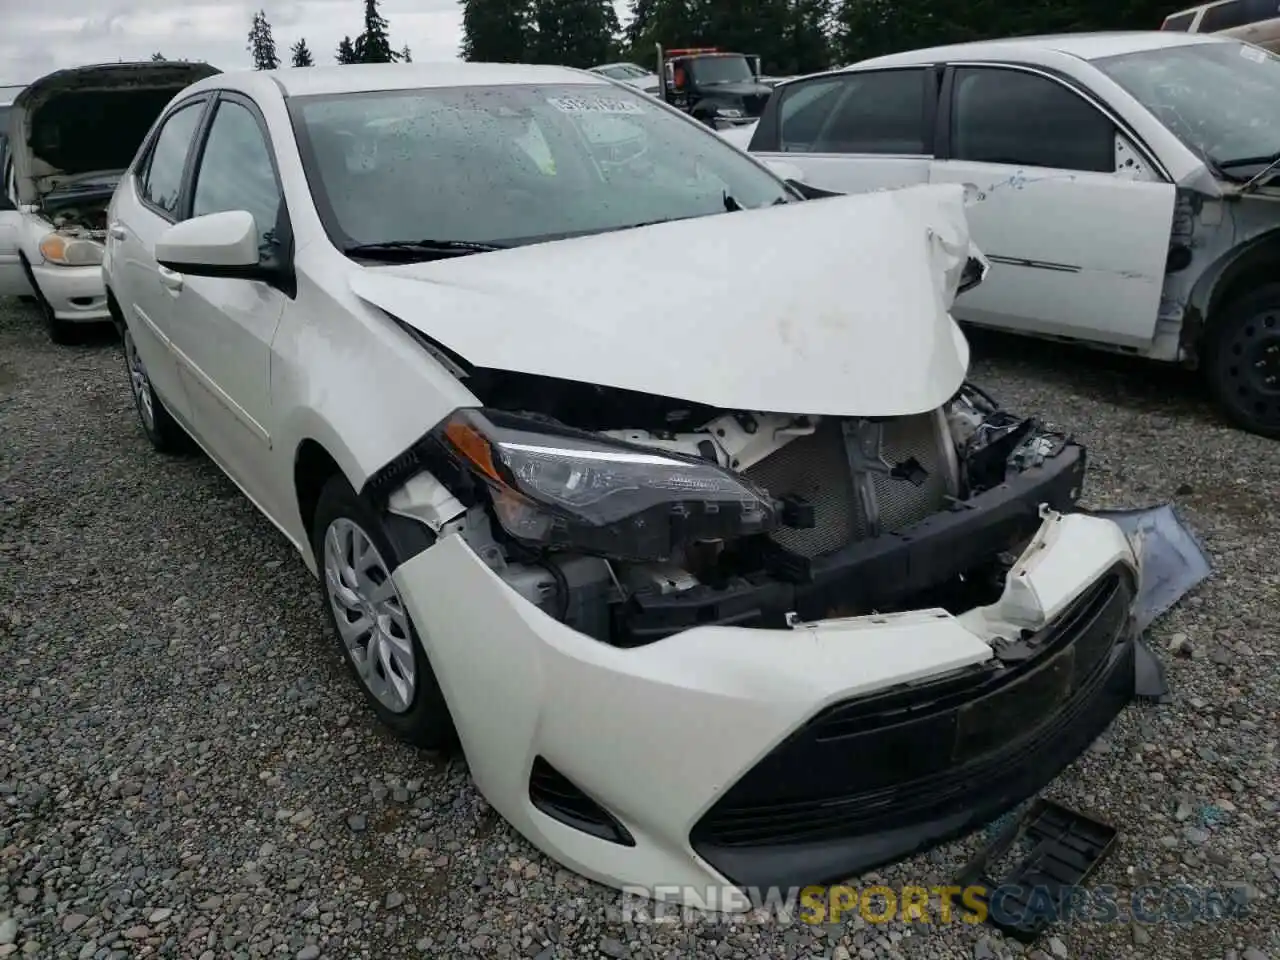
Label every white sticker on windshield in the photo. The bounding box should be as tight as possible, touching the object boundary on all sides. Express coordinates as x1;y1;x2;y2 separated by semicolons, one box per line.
1240;43;1269;63
547;95;645;114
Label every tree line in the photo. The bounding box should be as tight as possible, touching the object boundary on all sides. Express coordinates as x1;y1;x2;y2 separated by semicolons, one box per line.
460;0;1183;76
245;0;412;70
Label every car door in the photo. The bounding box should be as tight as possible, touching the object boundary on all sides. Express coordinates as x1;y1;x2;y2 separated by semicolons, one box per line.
166;92;289;513
0;140;31;297
928;63;1177;349
747;68;935;195
111;96;212;423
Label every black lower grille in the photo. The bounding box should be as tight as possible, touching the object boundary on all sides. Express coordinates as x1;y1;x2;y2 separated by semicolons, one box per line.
528;757;635;846
690;566;1133;850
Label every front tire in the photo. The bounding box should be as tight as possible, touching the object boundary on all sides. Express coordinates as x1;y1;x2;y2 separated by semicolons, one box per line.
19;256;76;345
1205;283;1280;439
123;327;187;453
311;473;456;750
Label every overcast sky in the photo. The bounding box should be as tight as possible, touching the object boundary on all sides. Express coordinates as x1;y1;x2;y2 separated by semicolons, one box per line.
0;0;633;85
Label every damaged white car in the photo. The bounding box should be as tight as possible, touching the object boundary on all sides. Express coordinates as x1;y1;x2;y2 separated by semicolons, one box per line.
741;32;1280;438
103;63;1153;904
0;61;219;342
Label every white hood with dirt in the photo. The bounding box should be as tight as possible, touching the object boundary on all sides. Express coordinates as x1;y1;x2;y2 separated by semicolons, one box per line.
349;182;984;417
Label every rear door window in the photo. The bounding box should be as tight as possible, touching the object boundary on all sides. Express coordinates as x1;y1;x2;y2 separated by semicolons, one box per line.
1161;10;1198;29
1200;0;1249;29
779;69;927;155
139;100;206;218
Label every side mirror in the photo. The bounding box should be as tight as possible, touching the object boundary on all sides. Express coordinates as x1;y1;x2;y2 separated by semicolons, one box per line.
762;158;805;183
156;209;271;280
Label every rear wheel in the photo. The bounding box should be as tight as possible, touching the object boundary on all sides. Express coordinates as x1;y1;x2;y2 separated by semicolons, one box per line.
311;473;456;749
123;327;188;453
1205;283;1280;439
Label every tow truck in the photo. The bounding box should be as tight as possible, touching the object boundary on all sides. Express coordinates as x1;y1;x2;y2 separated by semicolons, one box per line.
653;44;775;129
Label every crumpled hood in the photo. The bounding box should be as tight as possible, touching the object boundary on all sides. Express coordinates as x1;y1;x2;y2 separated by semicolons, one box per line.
349;183;983;417
9;61;220;204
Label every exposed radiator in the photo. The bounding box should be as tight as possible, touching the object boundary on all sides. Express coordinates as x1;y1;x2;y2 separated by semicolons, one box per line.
745;412;955;559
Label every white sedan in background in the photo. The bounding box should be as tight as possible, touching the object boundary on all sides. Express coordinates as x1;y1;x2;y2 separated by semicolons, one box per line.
0;62;218;341
740;32;1280;438
103;61;1145;905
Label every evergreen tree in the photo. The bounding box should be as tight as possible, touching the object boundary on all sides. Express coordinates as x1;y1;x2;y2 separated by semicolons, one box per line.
460;0;533;62
291;38;315;66
336;36;358;63
354;0;396;63
778;0;833;73
621;0;705;63
529;0;619;67
401;45;413;62
247;10;281;70
622;0;655;56
151;52;166;61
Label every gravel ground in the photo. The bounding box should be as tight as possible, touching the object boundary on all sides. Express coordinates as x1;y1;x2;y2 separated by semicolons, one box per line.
1;296;1277;960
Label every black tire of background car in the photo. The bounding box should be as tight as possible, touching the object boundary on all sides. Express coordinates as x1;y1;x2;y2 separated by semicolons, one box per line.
1205;282;1280;439
123;331;190;455
310;473;458;750
18;253;77;345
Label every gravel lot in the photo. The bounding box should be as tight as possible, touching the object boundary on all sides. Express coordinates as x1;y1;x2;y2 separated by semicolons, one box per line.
1;295;1277;960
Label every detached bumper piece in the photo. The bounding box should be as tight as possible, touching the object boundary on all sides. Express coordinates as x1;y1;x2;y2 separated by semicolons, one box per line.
688;565;1135;891
956;798;1119;943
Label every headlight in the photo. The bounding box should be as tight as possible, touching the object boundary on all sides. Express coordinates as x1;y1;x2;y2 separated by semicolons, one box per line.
39;233;104;267
435;409;778;561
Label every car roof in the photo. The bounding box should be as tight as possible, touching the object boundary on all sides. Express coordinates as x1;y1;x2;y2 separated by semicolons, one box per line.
0;83;28;106
189;62;610;99
848;30;1229;70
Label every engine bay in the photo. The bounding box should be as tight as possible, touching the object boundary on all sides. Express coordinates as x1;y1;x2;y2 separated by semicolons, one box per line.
40;189;113;241
400;368;1083;648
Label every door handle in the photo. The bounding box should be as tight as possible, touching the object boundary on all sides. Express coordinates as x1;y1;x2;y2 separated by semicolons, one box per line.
158;266;184;293
108;224;127;241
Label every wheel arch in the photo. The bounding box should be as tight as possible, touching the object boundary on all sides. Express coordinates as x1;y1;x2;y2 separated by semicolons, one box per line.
290;427;365;568
1184;226;1280;361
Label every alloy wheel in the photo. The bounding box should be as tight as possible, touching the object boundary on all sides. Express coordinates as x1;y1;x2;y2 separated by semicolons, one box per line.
322;517;417;714
124;330;155;433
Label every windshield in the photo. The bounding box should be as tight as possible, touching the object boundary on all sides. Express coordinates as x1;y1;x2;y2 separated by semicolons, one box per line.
690;56;754;85
290;83;790;250
1095;40;1280;172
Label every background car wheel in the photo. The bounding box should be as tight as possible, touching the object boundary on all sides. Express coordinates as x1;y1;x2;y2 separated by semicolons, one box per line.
1205;283;1280;439
123;328;188;453
19;255;76;345
311;473;456;750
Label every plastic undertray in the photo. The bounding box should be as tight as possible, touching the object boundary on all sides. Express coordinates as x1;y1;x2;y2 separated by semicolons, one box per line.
955;797;1118;943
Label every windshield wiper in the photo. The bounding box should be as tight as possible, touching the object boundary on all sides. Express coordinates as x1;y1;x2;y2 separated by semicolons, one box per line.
342;239;508;262
1218;151;1280;193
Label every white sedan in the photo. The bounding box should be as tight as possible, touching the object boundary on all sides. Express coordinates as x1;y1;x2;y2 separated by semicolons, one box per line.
738;32;1280;438
103;62;1145;906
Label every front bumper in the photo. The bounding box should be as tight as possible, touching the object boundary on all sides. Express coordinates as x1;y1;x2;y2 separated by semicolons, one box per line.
30;262;109;322
393;495;1139;906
